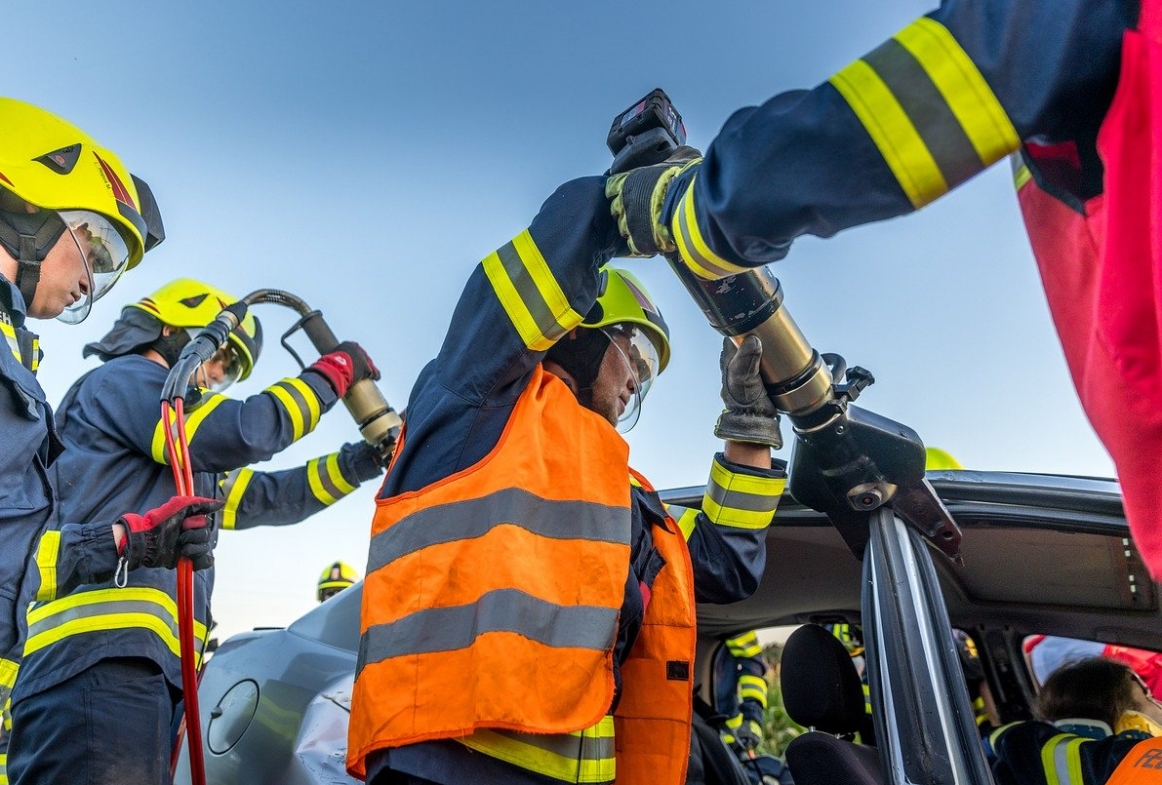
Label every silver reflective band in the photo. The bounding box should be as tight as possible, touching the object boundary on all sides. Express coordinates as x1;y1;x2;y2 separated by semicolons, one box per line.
357;588;618;673
367;487;631;571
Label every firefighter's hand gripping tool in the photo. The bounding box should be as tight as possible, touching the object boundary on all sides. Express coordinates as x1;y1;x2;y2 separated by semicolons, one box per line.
607;89;962;562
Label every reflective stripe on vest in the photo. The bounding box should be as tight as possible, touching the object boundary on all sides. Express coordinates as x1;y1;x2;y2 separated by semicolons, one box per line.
1015;0;1162;575
24;586;208;666
1107;737;1162;784
458;716;616;784
1040;733;1087;785
348;365;633;780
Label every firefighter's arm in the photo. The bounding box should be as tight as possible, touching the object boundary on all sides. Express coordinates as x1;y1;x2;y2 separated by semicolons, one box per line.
647;0;1133;277
152;371;342;472
669;455;786;603
219;441;383;531
384;177;622;495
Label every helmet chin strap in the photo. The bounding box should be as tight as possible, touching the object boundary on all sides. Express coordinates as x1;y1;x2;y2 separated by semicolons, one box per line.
0;210;67;310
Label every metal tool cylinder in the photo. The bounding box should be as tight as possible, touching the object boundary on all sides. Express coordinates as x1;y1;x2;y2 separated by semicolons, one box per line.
665;259;835;418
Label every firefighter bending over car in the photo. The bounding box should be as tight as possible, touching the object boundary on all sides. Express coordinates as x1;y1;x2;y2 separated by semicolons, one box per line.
5;278;385;785
604;0;1162;582
0;98;217;785
347;177;787;785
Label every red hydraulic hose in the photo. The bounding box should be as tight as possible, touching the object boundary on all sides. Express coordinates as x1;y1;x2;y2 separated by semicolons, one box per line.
162;398;207;785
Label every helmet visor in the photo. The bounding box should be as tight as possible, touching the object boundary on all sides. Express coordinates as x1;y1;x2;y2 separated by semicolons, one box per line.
187;331;245;393
604;324;661;433
56;210;131;324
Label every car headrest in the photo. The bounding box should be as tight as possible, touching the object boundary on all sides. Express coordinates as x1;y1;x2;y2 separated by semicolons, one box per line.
781;624;867;734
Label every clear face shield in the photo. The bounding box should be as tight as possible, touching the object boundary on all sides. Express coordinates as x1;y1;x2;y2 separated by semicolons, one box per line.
603;324;661;433
56;210;131;324
186;330;245;393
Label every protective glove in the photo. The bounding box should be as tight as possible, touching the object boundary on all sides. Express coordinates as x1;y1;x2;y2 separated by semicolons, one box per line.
116;496;222;572
605;146;701;257
307;340;381;397
714;335;782;449
734;718;764;752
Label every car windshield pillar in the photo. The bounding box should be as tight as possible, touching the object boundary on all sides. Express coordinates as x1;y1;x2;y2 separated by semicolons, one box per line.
863;509;995;785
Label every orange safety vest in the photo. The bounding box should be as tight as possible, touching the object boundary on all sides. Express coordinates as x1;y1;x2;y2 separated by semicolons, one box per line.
1107;737;1162;784
347;365;696;785
1016;0;1162;576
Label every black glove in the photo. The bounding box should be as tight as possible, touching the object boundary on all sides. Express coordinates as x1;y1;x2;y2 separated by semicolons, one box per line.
306;340;381;397
714;335;782;449
605;146;702;256
117;496;222;572
343;440;389;482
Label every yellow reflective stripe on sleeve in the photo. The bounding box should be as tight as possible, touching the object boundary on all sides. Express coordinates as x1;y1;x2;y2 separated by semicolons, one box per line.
672;174;753;281
831;60;946;207
308;452;357;506
739;674;768;707
726;631;763;658
0;657;17;736
482;230;585;352
34;530;61;602
218;467;254;530
830;17;1017;208
702;459;785;530
0;320;20;366
149;392;229;463
0;751;6;785
863;682;873;714
1040;733;1087;785
267;377;322;442
895;19;1019;164
457;715;616;784
24;587;208;666
1013;156;1032;191
669;506;699;542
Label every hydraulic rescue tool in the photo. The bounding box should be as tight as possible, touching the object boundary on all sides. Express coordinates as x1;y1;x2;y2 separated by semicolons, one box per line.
608;90;995;785
160;290;401;785
606;88;962;563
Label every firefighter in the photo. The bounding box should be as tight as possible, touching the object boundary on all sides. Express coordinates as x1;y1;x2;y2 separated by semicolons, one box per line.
990;658;1162;785
347;177;787;785
6;278;385;785
318;560;358;602
715;631;769;755
605;1;1162;578
0;99;215;785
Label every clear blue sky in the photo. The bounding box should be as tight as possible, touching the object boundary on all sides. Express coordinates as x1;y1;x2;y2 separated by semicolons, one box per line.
9;0;1111;641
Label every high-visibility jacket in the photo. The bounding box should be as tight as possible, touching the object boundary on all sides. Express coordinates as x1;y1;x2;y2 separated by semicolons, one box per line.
654;0;1162;572
0;278;141;785
1014;0;1162;575
350;366;696;785
352;178;785;785
11;354;381;705
1108;737;1162;784
990;721;1156;785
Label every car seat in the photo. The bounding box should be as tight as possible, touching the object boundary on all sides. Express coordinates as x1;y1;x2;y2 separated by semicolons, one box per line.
780;624;883;785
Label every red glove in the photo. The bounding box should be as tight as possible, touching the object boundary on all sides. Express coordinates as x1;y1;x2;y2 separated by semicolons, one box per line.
306;341;380;397
117;495;222;571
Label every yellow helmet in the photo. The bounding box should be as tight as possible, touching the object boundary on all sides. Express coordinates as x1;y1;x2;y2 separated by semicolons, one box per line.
318;561;358;602
924;447;964;471
128;279;262;383
582;267;671;373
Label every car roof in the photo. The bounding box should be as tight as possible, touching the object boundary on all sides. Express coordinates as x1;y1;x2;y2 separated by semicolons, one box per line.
666;470;1158;649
